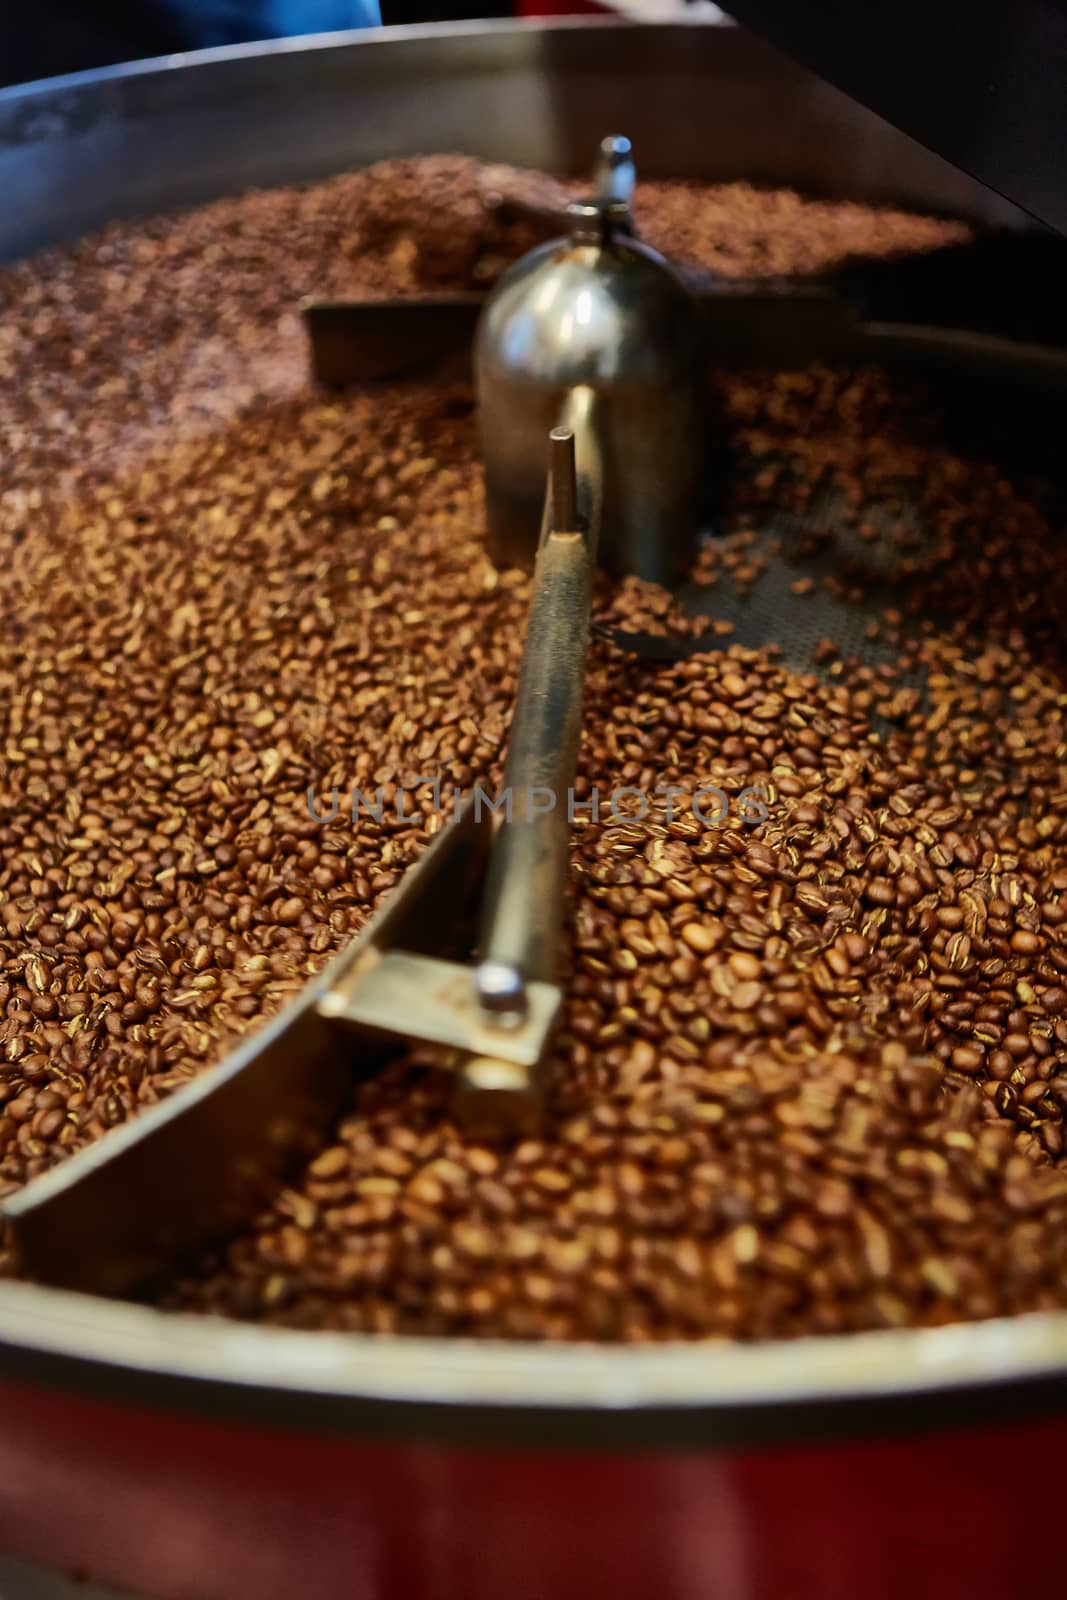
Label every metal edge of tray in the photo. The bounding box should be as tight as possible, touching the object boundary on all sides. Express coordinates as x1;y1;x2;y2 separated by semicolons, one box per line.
0;18;1059;1440
0;1282;1065;1448
0;18;1025;264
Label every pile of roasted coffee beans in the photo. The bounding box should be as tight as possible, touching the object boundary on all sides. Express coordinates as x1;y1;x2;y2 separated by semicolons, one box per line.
2;157;1066;1341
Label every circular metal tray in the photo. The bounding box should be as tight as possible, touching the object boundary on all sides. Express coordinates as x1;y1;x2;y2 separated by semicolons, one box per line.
0;18;1062;1449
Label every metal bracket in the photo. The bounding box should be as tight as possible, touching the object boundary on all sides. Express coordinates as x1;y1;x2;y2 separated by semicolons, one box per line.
320;950;562;1069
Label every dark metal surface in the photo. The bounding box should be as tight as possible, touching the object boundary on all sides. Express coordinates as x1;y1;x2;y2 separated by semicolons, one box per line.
724;0;1067;236
304;295;484;385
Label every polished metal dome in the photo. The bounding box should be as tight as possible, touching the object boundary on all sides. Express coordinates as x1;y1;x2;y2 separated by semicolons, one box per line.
475;138;706;587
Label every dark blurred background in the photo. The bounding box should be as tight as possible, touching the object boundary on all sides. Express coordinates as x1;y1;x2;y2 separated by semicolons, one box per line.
0;0;522;88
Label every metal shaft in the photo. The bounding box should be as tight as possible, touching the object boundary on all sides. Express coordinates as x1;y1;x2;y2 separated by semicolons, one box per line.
595;134;636;214
474;386;602;1026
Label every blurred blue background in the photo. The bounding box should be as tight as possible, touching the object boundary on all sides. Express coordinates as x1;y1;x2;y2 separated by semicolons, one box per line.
1;0;386;88
159;0;381;47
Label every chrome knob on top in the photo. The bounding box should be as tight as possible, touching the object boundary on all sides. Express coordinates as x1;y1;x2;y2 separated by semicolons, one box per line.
475;134;706;588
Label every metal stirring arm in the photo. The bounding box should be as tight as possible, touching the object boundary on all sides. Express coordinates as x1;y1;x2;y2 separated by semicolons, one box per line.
474;387;602;1019
451;387;602;1132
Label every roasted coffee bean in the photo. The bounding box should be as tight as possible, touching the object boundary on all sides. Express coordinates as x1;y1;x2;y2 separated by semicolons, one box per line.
2;156;1066;1342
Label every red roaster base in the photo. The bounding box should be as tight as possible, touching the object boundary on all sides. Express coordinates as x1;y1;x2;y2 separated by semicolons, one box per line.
0;1375;1061;1599
516;2;611;14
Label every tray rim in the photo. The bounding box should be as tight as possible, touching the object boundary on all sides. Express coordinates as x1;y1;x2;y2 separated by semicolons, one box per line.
0;16;1059;1438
